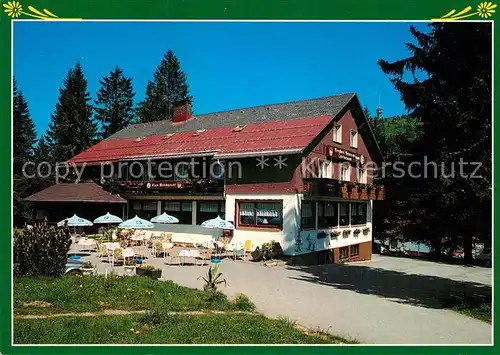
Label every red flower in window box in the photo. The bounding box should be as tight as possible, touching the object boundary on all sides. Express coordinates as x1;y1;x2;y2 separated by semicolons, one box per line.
348;183;359;199
341;183;349;199
359;184;369;200
376;186;385;200
368;185;377;200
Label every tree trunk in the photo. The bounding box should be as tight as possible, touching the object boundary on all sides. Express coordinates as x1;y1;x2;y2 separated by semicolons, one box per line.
463;234;473;263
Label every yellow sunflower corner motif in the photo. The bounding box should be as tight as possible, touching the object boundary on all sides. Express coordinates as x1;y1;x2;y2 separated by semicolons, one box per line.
2;1;81;20
432;1;497;20
3;1;22;18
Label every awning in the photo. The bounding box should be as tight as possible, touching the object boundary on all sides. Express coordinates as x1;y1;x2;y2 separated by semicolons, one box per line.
24;183;127;204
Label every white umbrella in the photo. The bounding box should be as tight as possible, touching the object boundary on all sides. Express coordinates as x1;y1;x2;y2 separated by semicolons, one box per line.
57;214;93;257
150;212;179;224
94;212;123;224
58;214;93;227
118;215;154;229
201;216;234;260
201;216;235;230
94;212;123;241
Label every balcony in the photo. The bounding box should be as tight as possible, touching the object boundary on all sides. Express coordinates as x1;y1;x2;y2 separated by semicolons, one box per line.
303;178;384;200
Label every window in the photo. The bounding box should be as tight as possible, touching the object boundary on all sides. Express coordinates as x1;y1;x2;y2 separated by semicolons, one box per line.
350;130;358;148
174;163;189;180
318;201;338;228
130;200;158;220
164;201;193;225
301;201;316;229
333;124;342;143
339;246;349;260
197;201;225;225
350;244;360;257
358;166;367;184
351;203;367;225
238;201;282;229
320;161;332;178
341;163;350;181
339;202;350;226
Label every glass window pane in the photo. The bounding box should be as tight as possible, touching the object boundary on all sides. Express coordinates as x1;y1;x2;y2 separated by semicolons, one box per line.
339;202;350;226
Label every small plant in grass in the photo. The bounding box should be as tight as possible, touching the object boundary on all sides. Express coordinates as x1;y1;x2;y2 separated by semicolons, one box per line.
140;309;181;326
231;293;256;312
278;316;297;329
199;264;227;292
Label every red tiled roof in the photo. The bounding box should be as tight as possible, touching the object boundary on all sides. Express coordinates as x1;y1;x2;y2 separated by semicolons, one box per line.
24;183;127;203
68;115;333;165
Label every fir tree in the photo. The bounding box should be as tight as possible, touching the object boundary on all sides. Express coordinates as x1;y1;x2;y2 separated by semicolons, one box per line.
46;62;96;163
13;77;37;176
378;23;491;261
138;50;192;122
94;66;136;139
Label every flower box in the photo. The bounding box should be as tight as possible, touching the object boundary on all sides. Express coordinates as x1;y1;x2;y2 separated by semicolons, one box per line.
376;186;385;200
330;231;341;239
353;228;361;238
362;228;370;235
360;185;369;200
341;183;350;198
136;267;162;280
349;184;359;199
369;187;377;200
342;230;351;238
123;265;136;276
81;268;93;276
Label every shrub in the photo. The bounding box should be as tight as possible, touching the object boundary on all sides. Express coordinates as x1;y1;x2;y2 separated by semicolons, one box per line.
14;223;71;277
81;261;93;268
231;293;256;312
140;309;181;326
251;241;283;262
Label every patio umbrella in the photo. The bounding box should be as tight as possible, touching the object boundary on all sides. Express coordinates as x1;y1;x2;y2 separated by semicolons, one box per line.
150;212;179;224
201;216;234;262
118;215;154;229
94;212;123;241
57;214;93;258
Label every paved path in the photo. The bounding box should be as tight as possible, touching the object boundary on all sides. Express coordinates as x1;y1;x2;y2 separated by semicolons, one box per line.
85;253;492;344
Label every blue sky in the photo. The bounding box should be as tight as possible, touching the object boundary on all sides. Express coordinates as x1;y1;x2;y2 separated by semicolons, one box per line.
14;21;429;138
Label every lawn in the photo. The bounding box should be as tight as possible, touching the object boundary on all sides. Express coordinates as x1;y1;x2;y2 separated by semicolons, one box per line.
14;276;354;344
14;313;347;344
14;276;240;315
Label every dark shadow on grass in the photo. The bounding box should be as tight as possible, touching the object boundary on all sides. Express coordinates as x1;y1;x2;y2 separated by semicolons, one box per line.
287;263;491;310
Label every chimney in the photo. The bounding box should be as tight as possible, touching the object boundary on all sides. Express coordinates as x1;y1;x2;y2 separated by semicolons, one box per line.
172;99;192;122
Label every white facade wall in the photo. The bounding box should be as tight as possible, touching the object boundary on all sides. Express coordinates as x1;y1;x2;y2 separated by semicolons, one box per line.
224;193;301;252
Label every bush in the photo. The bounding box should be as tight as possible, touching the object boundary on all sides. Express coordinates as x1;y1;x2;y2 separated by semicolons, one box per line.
231;293;256;312
14;223;71;277
251;241;283;262
140;309;181;326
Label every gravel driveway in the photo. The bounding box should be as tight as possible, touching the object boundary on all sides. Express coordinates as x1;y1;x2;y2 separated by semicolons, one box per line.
155;256;492;345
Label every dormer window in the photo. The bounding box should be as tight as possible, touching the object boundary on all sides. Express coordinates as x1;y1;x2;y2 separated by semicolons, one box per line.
193;129;206;136
233;124;247;132
350;130;358;149
333;124;342;143
164;133;175;139
134;137;145;142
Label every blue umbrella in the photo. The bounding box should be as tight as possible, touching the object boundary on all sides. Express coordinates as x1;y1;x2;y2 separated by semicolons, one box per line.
93;212;123;224
150;212;179;224
57;214;93;258
118;215;154;229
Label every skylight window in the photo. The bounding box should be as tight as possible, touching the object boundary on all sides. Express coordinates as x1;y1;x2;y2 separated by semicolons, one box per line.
164;133;176;139
134;137;145;142
193;129;206;136
233;124;247;132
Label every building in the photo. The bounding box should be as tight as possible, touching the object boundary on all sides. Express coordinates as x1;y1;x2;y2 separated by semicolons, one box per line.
43;93;384;264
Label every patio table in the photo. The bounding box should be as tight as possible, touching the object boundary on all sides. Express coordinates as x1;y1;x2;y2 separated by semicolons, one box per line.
123;248;135;258
179;249;201;265
103;242;120;251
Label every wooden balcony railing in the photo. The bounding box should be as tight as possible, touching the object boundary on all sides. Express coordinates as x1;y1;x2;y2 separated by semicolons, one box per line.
303;178;384;200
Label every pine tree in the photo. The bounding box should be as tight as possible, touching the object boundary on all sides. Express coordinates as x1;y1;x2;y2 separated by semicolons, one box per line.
46;62;96;163
13;78;38;225
94;66;136;139
138;50;192;122
13;77;37;176
378;23;491;261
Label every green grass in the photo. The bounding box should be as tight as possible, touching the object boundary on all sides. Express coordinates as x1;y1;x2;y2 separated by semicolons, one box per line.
441;295;492;323
14;313;350;344
14;276;245;315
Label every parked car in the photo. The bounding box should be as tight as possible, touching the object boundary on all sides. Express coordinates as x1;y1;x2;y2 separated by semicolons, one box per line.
476;248;491;267
65;258;83;275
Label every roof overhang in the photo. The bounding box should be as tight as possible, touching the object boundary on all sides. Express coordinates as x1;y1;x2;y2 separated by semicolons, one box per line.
214;149;302;159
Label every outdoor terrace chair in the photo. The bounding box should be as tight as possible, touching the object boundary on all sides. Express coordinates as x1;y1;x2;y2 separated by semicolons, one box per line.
196;249;212;266
242;240;252;261
98;243;110;262
153;240;165;258
112;247;124;267
167;248;181;265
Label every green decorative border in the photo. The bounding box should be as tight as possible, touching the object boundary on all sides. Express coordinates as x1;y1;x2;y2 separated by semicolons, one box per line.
1;0;497;354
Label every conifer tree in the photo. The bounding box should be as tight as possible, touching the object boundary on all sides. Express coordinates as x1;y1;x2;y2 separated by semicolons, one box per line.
46;62;96;163
94;66;136;139
138;50;192;122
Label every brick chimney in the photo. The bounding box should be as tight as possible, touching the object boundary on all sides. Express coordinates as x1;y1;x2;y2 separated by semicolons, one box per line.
172;99;192;122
